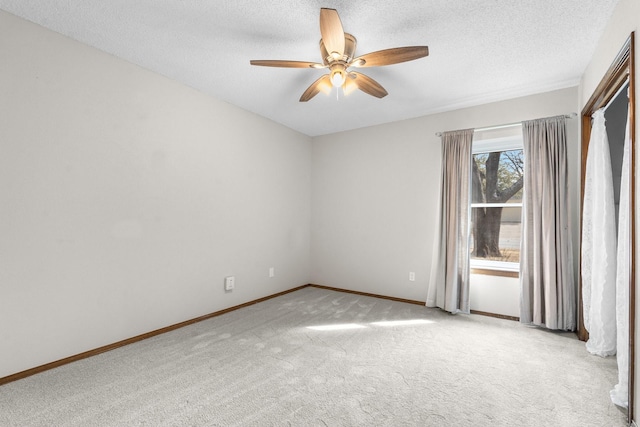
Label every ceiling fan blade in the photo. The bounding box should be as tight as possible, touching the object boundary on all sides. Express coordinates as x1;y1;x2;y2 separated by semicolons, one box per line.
300;74;332;102
348;72;388;98
319;8;345;60
250;60;324;68
351;46;429;67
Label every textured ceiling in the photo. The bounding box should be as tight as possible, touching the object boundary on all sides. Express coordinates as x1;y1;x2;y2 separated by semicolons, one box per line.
0;0;620;136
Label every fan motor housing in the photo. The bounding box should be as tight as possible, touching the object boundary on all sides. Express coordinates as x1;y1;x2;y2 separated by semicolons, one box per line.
320;33;357;64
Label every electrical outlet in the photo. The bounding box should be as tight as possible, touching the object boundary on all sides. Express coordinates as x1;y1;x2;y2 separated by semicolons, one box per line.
409;272;416;282
224;276;235;291
269;267;275;278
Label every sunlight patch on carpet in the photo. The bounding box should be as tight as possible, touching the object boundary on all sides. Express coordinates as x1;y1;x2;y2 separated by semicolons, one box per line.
307;319;435;331
371;319;435;327
306;323;367;331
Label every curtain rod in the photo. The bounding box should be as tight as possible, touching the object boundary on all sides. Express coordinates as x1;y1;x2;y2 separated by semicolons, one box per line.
435;112;577;137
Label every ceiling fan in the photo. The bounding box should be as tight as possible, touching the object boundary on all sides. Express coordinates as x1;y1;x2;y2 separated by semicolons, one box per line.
250;8;429;102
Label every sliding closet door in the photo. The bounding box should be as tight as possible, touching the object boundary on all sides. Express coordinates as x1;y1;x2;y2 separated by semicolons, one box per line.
580;32;635;421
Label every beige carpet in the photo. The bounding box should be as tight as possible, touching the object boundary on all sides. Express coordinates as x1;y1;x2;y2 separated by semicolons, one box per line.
0;287;628;426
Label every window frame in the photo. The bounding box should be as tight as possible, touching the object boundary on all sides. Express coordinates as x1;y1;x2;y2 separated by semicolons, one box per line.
470;131;524;273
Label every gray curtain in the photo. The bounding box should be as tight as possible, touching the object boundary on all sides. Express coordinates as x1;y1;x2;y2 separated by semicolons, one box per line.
520;116;575;330
427;129;474;314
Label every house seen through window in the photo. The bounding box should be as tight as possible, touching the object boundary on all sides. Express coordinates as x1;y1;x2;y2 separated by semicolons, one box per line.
470;126;523;272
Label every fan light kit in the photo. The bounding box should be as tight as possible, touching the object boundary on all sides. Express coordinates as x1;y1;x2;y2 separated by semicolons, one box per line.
250;8;429;102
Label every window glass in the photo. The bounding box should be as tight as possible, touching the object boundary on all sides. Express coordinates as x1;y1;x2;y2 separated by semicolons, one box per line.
471;150;524;205
470;126;523;271
470;206;522;264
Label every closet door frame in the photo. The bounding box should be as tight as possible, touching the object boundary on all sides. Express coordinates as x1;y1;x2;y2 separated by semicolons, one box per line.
580;32;635;422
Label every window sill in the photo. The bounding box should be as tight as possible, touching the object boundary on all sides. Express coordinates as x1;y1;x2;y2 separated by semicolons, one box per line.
470;268;519;278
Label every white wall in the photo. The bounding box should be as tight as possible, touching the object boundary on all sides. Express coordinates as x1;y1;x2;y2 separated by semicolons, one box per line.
311;87;580;307
0;11;312;378
469;274;520;318
579;0;640;417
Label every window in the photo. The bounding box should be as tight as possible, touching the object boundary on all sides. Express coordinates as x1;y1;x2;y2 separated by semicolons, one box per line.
470;127;523;273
